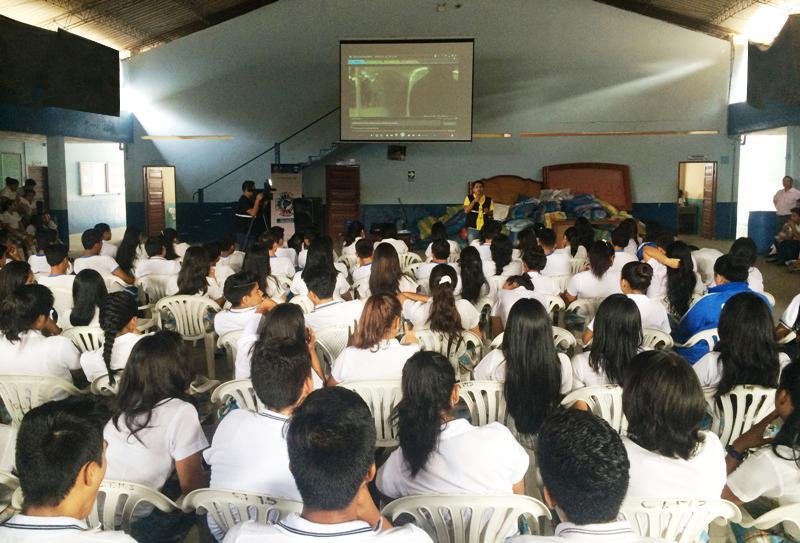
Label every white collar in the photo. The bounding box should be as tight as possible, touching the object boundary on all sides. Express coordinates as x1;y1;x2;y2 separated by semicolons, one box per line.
440;418;474;439
230;305;258;314
258;407;290;421
3;514;90;531
278;512;379;537
555;521;638;539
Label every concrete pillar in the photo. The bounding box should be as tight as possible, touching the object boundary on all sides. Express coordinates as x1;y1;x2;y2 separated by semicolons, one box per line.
46;135;68;237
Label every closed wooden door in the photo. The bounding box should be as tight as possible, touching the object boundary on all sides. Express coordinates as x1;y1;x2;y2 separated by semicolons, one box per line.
700;162;717;239
144;166;175;236
326;165;360;238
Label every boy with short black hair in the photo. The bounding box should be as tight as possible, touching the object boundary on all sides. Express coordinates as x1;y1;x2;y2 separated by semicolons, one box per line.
305;267;363;330
37;244;75;292
263;233;296;278
610;227;638;272
94;222;117;258
0;399;136;541
222;387;432;542
133;236;181;278
213;271;275;336
73;229;134;284
352;238;375;283
218;234;245;272
28;230;57;275
537;228;571;277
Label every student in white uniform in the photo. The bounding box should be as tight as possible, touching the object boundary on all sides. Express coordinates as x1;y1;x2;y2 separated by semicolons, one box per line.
0;285;81;383
165;246;224;305
563;241;621;304
523;249;558;295
205;338;311;541
508;409;663;543
693;292;786;391
619;217;642;256
663;241;706;325
469;219;500;261
217;235;245;273
291;237;350;300
416;239;461;295
729;237;764;293
475;298;573;437
104;331;208;542
692;247;725;286
263;230;296;278
492;274;553;329
364;242;417;298
295;229;316;269
305;269;364;331
114;226;144;280
537;228;571;277
341;220;367;258
487;233;523;276
223;387;432;543
0;400;137;542
95;222;118;258
80;292;144;383
424;221;459;260
400;264;480;335
723;361;800;541
328;294;420;385
28;230;56;275
377;351;528;498
0;260;33;299
162;228;189;260
351;238;374;296
458;246;493;305
571;294;642;390
622;350;726;499
134;237;182;278
37;244;75;292
73;229;134;285
213;272;268;336
776;291;800;341
62;269;107;330
269;226;298;267
376;223;409;255
583;261;670;344
609;227;638;272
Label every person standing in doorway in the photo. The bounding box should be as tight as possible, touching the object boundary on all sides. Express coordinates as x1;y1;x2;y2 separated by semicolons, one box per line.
774;176;800;233
463;180;493;243
235;180;264;251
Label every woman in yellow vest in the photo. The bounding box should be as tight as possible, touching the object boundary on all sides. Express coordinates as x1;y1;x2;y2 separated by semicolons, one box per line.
463;180;494;243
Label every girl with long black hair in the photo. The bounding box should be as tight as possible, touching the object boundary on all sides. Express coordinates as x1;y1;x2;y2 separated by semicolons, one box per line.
570;293;642;389
0;260;32;300
377;351;528;498
470;219;501;261
115;226;143;276
425;221;460;260
166;245;224;305
663;241;705;324
80;292;143;383
292;236;351;299
563;240;621;304
475;298;571;435
489;233;522;276
366;242;416;297
458;246;491;304
66;269;108;329
341;220;366;257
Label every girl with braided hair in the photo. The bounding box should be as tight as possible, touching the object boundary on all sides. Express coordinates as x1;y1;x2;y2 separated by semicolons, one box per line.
79;292;144;383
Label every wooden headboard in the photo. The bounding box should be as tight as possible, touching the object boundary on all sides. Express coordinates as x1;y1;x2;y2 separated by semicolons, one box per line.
542;163;632;210
469;175;542;206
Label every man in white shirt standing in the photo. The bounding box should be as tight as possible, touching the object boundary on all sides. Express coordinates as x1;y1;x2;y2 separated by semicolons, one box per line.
774;175;800;233
0;399;136;542
305;269;364;330
537;228;571;277
508;409;668;543
73;229;134;285
222;387;432;543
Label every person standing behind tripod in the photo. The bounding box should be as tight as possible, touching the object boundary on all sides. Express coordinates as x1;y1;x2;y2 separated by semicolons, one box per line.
463;180;493;244
235;180;264;251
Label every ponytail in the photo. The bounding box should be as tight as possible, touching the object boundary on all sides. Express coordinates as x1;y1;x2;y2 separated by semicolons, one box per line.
99;292;138;384
428;264;464;355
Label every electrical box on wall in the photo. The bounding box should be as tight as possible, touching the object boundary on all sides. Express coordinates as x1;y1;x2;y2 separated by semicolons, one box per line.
408;170;416;182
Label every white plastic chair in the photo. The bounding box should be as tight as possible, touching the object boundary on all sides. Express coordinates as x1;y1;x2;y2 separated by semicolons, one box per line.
543;295;565;315
339;380;403;447
399;252;422;274
49;286;73;327
181;488;302;538
61;326;105;353
218;330;243;371
90;373;121;396
551;275;570;294
415;330;483;380
737;502;800;541
101;274;129;293
382;494;552;543
337;254;359;273
315;324;353;372
706;385;776;447
210;379;262;413
641;328;674;350
155;295;221;379
270;274;293;294
763;291;776;307
674;328;719;351
552;326;577;352
0;470;19;498
0;375;87;427
570;257;588;274
137;274;172;304
565;297;603;323
288;295;314;315
561;385;627;434
90;480;179;531
619;498;740;543
458;380;507;427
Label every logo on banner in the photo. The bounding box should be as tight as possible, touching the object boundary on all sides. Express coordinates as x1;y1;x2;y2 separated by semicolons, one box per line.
276;192;294;217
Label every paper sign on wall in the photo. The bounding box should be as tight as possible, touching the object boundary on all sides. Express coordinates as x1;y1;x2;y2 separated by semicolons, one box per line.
270;164;302;239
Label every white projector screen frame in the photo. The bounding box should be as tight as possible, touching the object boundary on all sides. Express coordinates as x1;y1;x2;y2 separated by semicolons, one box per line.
340;39;474;142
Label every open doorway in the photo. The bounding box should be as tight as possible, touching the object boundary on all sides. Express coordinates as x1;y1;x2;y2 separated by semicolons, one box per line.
143;166;176;236
678;161;717;239
736;128;788;238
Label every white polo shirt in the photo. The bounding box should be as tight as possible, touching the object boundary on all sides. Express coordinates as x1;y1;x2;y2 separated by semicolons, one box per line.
276;247;298;267
566;270;622;299
623;432;726;499
38;274;76;291
215;262;236;290
587;294;670;333
748;267;764;293
774;187;800;215
0;515;136;542
165;276;223;300
134;256;181;278
609;250;638;272
80;333;146;382
352;263;372;283
402;299;480;331
491;288;550;328
222;514;432;542
305;300;364;331
469;240;492;261
331;340;420;383
526;271;558;296
727;445;800;506
376;418;528;498
174;242;190;259
104;398;208;492
219;251;245;272
214;306;261;337
570;351;616;390
101;240;118;258
509;521;668;542
270;255;296;278
0;330;80;382
291;272;350;300
425;240;460;259
692;351;790;389
542;251;571;277
415;261;459;282
28;254;50;275
73;254;119;275
378;238;408;255
484;260;524;277
473;349;572;394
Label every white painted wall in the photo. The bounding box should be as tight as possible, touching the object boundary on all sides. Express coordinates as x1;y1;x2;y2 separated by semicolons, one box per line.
64;142;126;233
737;127;788;237
123;0;734;205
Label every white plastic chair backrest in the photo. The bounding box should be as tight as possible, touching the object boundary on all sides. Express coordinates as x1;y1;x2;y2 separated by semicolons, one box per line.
399;252;422;273
137;274;172;304
489;333;504;350
0;470;19;494
458;380;507;427
552;326;577;352
418;277;431;295
101;274;128;293
707;385;776;446
565;298;602;321
561;385;627;434
382;494;552;543
619;498;741;543
315;324;352;367
0;375;85;427
689;292;704;308
181;488;302;537
415;330;482;379
154;295;221;340
339;380;403;447
447;253;460;263
763;291;776;307
641;328;674;350
288;295;314;315
210;379;262;413
90;373;121;396
90;479;179;531
543;295;565;315
551;275;570;293
270;275;292;292
677;328;718;350
218;330;243;368
738;502;800;541
61;326;105;353
337;254;359;273
570;258;588;274
49;287;73;322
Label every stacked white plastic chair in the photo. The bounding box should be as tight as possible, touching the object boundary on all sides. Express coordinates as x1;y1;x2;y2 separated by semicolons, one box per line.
218;330;243;372
315;324;353;374
398;252;422;274
415;329;483;380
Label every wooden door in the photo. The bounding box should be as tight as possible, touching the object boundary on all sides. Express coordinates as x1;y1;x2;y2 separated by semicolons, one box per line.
326;165;360;239
27;166;49;212
144;166;174;236
700;162;718;239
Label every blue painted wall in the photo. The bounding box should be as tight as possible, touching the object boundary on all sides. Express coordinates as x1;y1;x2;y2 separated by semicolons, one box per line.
0;103;133;143
63;142;127;234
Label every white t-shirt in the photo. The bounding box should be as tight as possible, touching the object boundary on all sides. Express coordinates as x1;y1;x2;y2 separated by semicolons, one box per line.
566;269;622;299
219;251;245;272
425;240;460;259
377;418;528;498
692;351;791;389
470;240;493;261
570;351;616;390
691;248;724;285
587;293;670;333
174;242;190;259
38;274;76;291
0;515;136;542
623;432;726;499
609;250;638;272
331;340;420;383
306;300;364;330
60;307;99;331
402;299;480;331
275;247;297;267
214;306;261;337
134;256;181;278
378;238;408;255
748;267;764;293
101;240;118;258
165;276;223;301
104;398;208;491
415;261;459;282
270;255;296;278
352;263;372;283
542;251;571;277
80;333;146;382
28;254;50;275
526;271;558;296
0;330;80;382
625;239;639;256
491;288;550;327
484;260;524;277
223;514;432;543
73;254;119;275
291;271;350;300
473;348;572;394
727;445;800;505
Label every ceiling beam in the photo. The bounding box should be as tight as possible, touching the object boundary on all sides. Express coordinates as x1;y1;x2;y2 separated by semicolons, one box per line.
592;0;735;40
41;0;161;47
169;0;211;25
710;0;764;25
